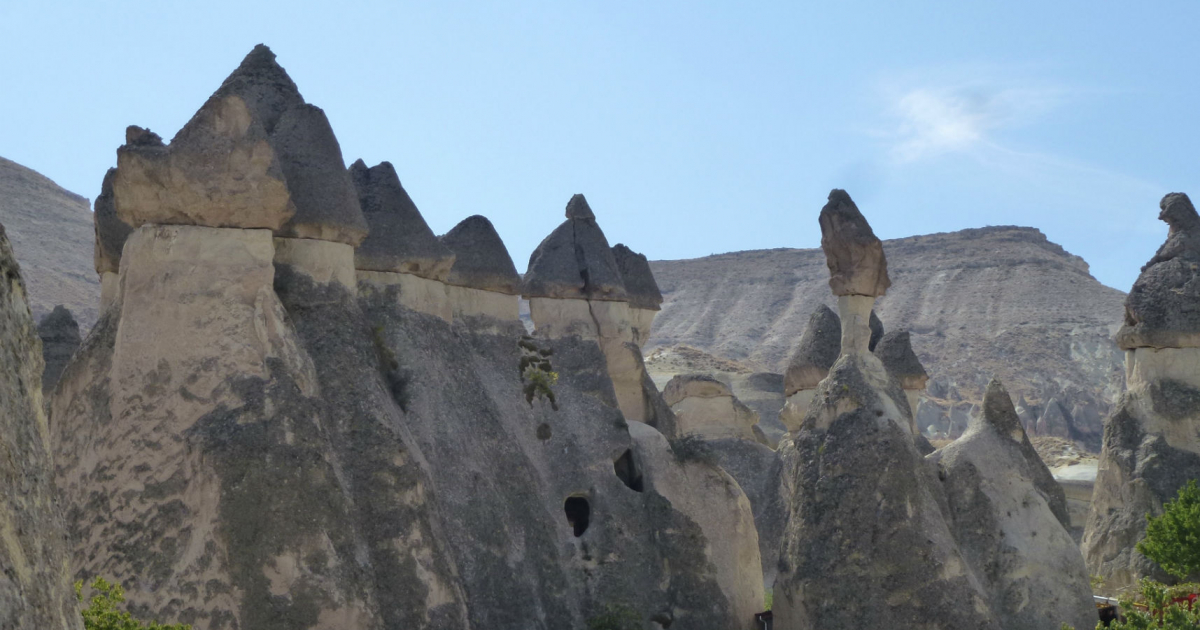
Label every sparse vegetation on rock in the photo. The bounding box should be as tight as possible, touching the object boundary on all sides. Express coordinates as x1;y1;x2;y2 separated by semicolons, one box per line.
76;578;190;630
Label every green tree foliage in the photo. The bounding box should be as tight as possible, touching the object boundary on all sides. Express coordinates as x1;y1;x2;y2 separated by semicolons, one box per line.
76;577;191;630
518;336;558;410
1139;479;1200;580
586;603;641;630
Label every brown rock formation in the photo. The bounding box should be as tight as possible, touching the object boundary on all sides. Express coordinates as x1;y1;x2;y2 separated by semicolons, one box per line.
819;189;891;298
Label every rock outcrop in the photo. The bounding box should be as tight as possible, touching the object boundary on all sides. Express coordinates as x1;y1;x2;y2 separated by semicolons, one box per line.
819;189;891;298
874;330;928;435
37;304;80;394
93;168;132;312
352;159;456;320
0;223;81;630
703;437;787;589
612;243;663;347
930;380;1094;630
779;304;840;432
438;214;520;321
1083;192;1200;589
663;374;760;441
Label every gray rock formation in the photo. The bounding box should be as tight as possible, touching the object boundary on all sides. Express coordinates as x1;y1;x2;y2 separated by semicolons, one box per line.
522;194;628;301
351;159;455;279
1084;192;1200;589
0;156;100;328
818;189;891;297
0;223;81;630
439;215;521;294
704;437;786;588
783;304;840;397
1037;398;1071;438
930;380;1094;630
874;330;927;389
662;374;760;440
868;309;884;351
37;304;80;393
612;243;663;310
93;168;132;276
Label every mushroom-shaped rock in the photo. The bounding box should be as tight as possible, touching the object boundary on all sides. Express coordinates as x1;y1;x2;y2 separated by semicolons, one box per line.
1117;193;1200;349
873;331;927;391
663;374;732;406
112;46;298;230
663;374;758;441
784;305;840;397
819;189;891;297
351;160;455;280
930;380;1094;630
438;215;520;294
611;244;663;310
270;104;367;245
522;194;628;301
37;305;80;394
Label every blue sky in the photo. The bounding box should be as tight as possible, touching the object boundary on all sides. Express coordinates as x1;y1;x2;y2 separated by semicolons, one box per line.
1;1;1195;290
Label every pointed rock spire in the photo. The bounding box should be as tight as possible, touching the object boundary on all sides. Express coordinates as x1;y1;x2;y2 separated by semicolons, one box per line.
1118;191;1200;349
819;189;890;297
522;194;627;301
438;215;520;294
611;244;663;310
351;160;455;279
212;44;304;135
784;304;841;397
873;331;928;390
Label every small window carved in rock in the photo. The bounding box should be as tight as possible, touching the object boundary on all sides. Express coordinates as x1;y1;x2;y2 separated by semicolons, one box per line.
613;449;643;492
564;496;590;537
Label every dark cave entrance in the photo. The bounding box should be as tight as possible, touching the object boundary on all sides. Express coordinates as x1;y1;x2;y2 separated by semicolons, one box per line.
613;449;644;492
564;496;590;537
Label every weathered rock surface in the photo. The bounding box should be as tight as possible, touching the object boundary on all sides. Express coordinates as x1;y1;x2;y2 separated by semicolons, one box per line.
929;380;1093;630
874;330;927;390
703;437;786;588
93;168;132;276
1117;193;1200;349
662;374;759;440
819;189;891;297
522;194;628;301
352;159;455;279
0;223;82;630
439;215;521;294
38;304;80;394
783;304;840;397
649;225;1126;446
612;244;663;311
0;156;100;328
774;354;1000;630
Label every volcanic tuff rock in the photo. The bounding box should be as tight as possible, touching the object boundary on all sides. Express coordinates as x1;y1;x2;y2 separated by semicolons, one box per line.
93;168;132;276
783;304;840;397
0;156;99;329
612;243;663;310
438;215;521;294
819;189;891;297
648;225;1127;444
0;223;81;630
929;380;1094;630
37;304;80;393
351;159;455;279
523;194;628;301
702;437;787;588
1117;192;1200;349
874;330;928;390
662;374;760;440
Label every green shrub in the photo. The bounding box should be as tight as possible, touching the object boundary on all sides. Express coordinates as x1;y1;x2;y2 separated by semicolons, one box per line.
518;336;558;410
76;577;190;630
1139;479;1200;580
586;603;641;630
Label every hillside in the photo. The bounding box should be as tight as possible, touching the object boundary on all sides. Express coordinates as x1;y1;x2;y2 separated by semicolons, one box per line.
0;157;98;329
648;226;1127;445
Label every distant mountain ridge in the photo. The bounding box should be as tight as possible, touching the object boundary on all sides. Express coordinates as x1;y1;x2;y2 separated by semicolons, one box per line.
648;225;1127;444
0;157;98;329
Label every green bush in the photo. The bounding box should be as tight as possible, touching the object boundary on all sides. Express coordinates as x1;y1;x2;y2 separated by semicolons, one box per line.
1103;578;1200;630
1139;479;1200;580
518;336;558;410
586;603;641;630
76;577;190;630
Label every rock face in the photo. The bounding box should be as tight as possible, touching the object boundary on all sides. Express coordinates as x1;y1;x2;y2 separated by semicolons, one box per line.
0;156;100;328
438;215;520;321
51;46;758;630
779;305;840;432
703;437;787;589
662;374;760;440
874;330;929;434
612;244;663;348
819;189;891;297
648;225;1126;447
1084;192;1200;590
352;160;454;279
93;169;133;312
523;194;628;302
929;380;1094;630
37;304;80;393
0;223;81;630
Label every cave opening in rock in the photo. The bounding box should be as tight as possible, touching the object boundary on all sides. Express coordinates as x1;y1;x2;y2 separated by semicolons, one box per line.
564;496;590;537
613;449;644;492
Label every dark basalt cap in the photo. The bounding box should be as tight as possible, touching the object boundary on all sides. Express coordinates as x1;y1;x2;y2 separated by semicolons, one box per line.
784;304;841;397
522;194;628;301
611;244;663;310
271;104;368;245
211;44;305;135
351;159;455;280
1117;192;1200;349
93;168;134;274
873;331;928;390
439;215;521;294
819;189;891;297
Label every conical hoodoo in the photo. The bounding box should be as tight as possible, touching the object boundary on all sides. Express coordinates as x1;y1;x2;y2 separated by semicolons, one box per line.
772;189;1093;630
1083;192;1200;589
52;45;766;630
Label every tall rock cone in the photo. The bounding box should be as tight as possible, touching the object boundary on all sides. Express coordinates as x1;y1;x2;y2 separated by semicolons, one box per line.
0;223;82;630
930;380;1094;630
